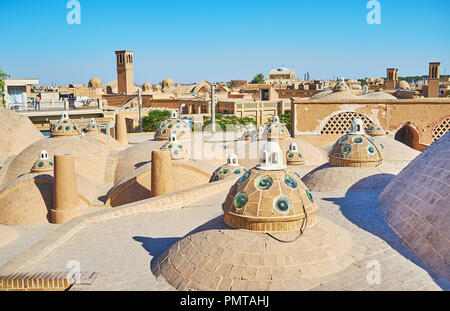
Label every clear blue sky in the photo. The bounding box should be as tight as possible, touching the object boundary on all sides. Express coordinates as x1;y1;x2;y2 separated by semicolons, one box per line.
1;0;449;85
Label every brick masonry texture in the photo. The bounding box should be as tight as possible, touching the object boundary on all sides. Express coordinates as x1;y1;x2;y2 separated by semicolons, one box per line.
378;132;450;281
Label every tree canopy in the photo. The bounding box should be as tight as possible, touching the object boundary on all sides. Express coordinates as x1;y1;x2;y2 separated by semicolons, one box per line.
142;110;171;132
251;73;265;84
0;69;7;107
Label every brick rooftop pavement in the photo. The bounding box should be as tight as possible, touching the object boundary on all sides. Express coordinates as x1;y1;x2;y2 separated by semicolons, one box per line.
1;189;448;291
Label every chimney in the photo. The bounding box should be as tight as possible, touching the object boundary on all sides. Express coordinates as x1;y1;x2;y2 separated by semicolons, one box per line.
51;154;82;224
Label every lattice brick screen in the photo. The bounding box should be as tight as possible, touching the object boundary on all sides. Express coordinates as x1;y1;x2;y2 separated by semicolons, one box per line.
432;117;450;142
321;112;374;135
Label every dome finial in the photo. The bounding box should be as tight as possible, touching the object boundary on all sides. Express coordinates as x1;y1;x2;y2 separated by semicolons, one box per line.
257;142;286;170
349;118;365;134
39;150;49;160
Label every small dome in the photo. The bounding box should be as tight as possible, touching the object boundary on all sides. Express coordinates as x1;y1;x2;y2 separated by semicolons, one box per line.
85;118;99;133
210;154;248;182
333;77;350;92
264;115;290;140
162;78;174;88
366;124;385;137
286;142;305;165
277;66;288;71
50;112;81;138
154;111;192;141
142;83;152;91
398;80;410;90
222;142;318;232
30;150;54;173
159;133;188;160
329;119;384;167
88;77;102;89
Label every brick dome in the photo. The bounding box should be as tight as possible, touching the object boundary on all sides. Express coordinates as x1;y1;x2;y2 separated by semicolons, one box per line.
329;118;384;167
222;142;318;232
159;133;188;160
30;150;54;173
210;154;248;182
378;133;450;281
366;124;385;137
333;77;350;92
88;77;102;89
286;142;305;165
154;111;192;141
50;113;82;138
264;115;290;140
84;118;99;133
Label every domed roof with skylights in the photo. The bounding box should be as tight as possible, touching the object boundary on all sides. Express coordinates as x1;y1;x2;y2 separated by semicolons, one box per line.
366;124;385;137
30;150;54;173
50;112;81;138
264;115;290;140
333;77;351;92
286;142;305;165
154;111;192;141
222;142;318;232
159;133;188;160
210;154;248;182
84;118;99;133
329;118;384;167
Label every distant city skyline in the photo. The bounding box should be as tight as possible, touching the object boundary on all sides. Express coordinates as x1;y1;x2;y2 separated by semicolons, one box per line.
1;0;449;85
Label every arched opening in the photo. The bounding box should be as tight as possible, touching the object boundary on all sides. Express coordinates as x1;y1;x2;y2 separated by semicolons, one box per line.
394;124;419;149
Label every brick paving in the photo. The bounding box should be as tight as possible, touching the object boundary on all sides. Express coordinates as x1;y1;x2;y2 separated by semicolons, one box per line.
1;188;448;291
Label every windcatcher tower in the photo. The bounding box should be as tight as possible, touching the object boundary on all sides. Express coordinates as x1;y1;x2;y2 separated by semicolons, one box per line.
385;68;398;89
425;62;440;97
115;50;134;94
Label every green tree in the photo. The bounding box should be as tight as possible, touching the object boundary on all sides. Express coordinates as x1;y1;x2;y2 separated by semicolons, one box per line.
251;73;265;84
0;69;8;107
203;113;256;131
142;110;171;132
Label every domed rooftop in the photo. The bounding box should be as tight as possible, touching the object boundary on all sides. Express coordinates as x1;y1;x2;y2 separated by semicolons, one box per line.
84;118;99;133
378;133;450;281
333;78;351;92
162;78;174;88
154;111;192;141
329;118;384;167
0;108;43;162
152;141;356;291
358;91;397;100
286;142;305;165
142;83;152;92
50;112;82;138
209;154;248;182
277;66;288;71
0;135;112;191
160;133;188;160
88;77;102;89
366;124;385;136
223;142;318;232
264;115;290;140
398;80;410;90
30;150;54;173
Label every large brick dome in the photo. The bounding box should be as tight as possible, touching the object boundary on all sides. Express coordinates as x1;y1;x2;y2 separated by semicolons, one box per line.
378;132;450;281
